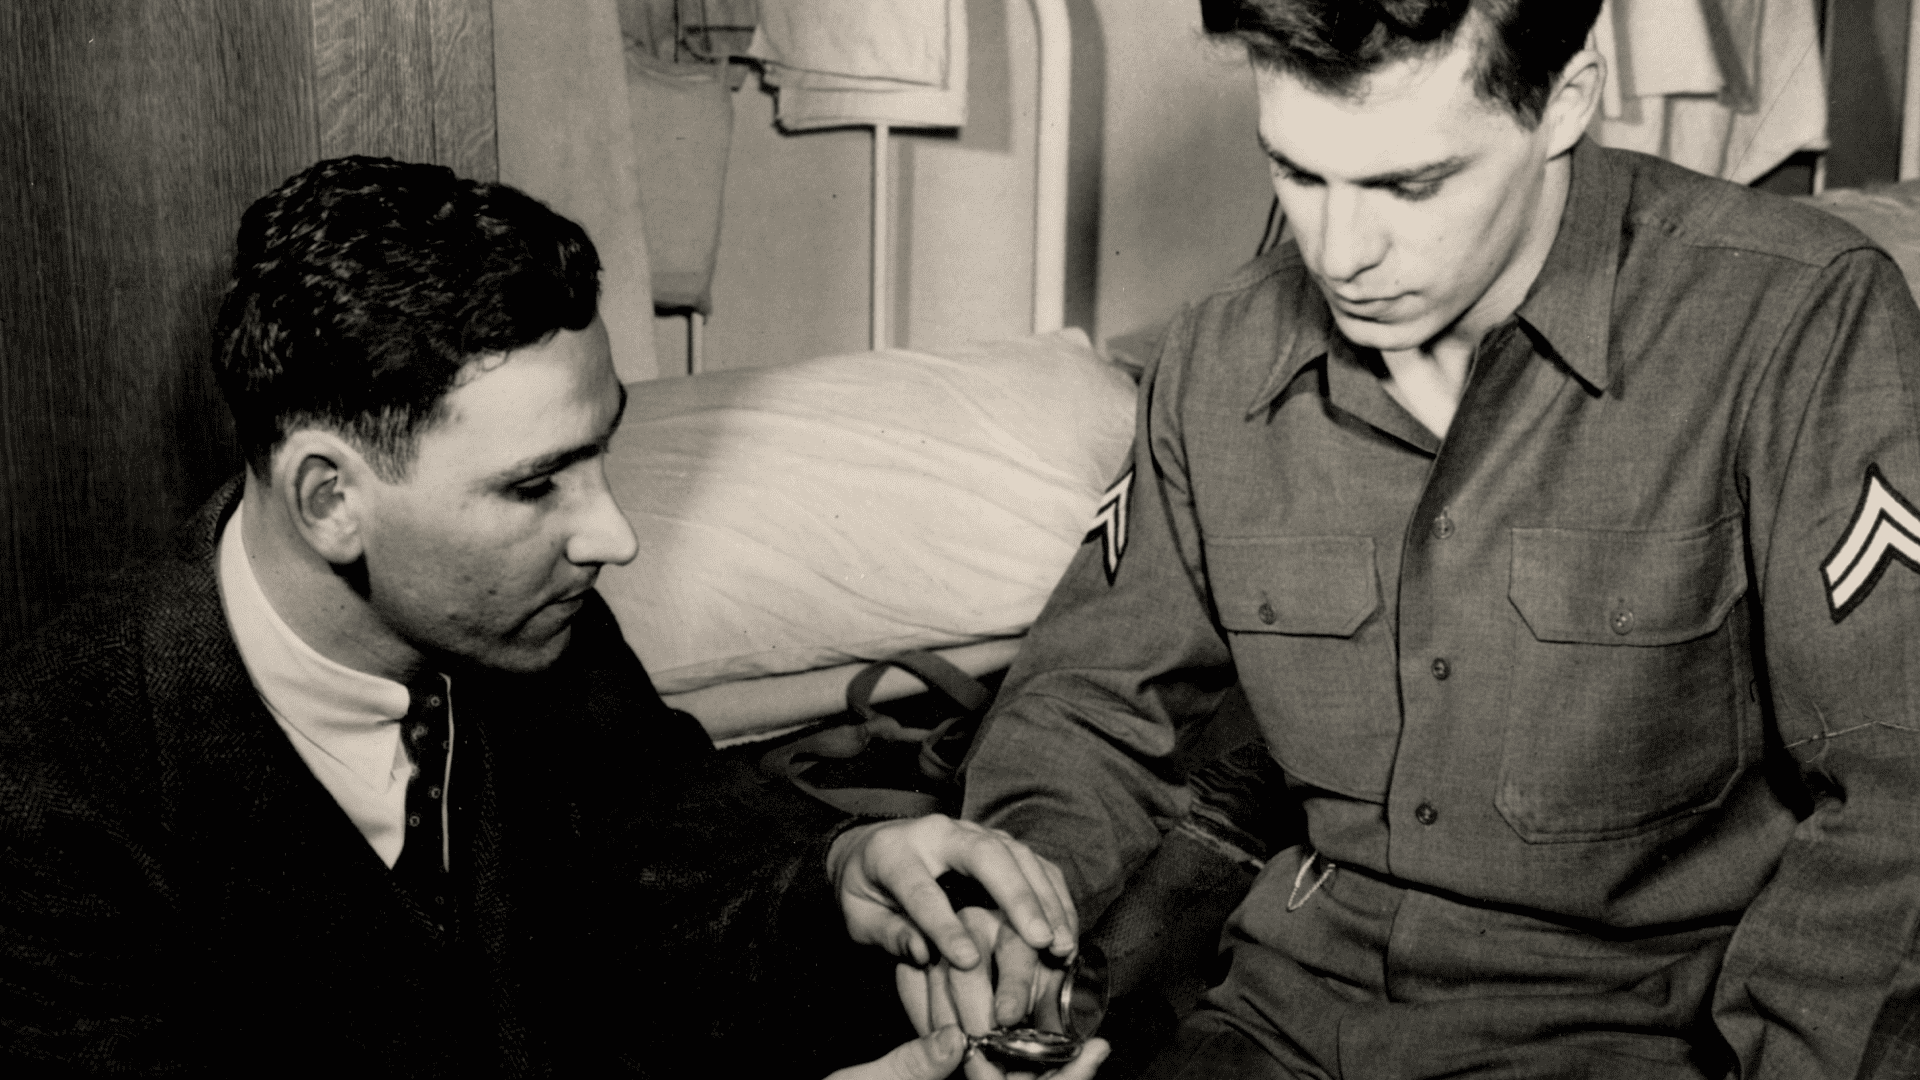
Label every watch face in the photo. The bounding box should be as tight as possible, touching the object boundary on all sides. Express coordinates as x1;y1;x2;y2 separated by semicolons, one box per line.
974;1027;1082;1067
970;942;1111;1068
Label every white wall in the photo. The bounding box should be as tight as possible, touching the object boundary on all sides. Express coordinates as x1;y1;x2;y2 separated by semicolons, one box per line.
651;0;1272;374
1091;0;1272;344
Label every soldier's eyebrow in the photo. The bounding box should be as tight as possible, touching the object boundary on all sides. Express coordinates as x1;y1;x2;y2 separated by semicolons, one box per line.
1259;133;1469;189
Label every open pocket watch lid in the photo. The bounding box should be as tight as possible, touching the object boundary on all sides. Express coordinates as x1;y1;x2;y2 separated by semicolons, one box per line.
968;942;1109;1067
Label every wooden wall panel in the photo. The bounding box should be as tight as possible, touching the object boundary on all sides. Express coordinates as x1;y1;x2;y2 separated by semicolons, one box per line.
313;0;497;179
0;0;318;650
314;0;435;162
429;0;498;181
1;0;498;650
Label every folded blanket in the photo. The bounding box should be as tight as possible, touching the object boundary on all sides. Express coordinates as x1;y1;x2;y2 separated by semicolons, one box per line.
749;0;967;132
752;0;949;84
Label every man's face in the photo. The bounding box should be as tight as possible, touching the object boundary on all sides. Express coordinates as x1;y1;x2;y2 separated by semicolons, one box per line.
1255;34;1562;353
355;317;637;674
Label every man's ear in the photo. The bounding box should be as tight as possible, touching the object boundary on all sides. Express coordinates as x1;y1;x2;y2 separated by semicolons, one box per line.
1543;48;1605;157
270;429;376;566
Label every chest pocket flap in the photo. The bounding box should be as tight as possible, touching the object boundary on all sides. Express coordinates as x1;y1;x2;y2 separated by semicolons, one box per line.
1211;535;1379;637
1509;518;1747;646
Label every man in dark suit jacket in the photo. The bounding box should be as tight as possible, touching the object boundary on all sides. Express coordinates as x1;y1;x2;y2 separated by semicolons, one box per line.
0;157;1097;1079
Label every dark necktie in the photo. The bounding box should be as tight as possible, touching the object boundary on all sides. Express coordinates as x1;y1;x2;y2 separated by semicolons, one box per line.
395;673;456;931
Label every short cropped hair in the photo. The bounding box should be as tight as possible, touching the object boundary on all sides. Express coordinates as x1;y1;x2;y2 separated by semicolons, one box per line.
1200;0;1602;127
212;156;601;481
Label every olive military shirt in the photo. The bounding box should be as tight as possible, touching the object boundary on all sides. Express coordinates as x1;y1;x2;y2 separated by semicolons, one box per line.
963;140;1920;1078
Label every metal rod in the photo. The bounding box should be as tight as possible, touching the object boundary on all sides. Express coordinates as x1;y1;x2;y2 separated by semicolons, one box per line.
1031;0;1070;334
871;122;890;349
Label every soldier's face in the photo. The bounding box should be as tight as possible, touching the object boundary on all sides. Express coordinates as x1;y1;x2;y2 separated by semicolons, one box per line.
1255;33;1563;354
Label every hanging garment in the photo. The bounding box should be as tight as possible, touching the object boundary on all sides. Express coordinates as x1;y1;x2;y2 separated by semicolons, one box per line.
626;50;734;315
618;0;759;87
751;0;950;84
1591;0;1826;184
748;0;967;132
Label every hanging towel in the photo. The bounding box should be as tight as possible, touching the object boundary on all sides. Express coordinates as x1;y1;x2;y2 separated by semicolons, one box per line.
1591;0;1726;168
626;50;734;315
751;0;949;85
749;0;967;132
1591;0;1826;184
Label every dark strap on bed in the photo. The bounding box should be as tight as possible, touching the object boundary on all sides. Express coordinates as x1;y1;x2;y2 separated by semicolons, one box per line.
759;650;995;818
845;649;990;724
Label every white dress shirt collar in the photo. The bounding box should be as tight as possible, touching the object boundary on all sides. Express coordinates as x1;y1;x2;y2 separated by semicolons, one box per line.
217;498;416;867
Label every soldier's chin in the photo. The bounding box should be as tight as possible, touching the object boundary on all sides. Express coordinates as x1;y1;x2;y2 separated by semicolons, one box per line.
1328;310;1430;354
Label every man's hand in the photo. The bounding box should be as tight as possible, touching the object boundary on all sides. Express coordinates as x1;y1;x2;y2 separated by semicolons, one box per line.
828;815;1076;968
896;909;1100;1080
825;1026;968;1080
823;1025;1109;1080
898;907;1066;1032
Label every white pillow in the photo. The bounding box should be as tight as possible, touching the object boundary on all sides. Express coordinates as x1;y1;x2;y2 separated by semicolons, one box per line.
598;329;1137;695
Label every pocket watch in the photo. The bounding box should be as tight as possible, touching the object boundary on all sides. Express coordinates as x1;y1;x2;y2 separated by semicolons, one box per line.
966;942;1109;1069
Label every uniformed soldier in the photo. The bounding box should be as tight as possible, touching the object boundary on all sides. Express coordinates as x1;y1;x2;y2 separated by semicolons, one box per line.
963;2;1920;1077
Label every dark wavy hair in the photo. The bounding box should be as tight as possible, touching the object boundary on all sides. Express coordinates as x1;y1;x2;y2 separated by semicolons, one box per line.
212;156;602;481
1200;0;1602;127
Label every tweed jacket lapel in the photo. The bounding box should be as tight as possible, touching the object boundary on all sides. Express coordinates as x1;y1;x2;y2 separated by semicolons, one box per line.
140;481;429;925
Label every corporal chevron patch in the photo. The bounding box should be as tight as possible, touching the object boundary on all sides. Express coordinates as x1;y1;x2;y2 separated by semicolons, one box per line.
1085;468;1134;584
1823;464;1920;623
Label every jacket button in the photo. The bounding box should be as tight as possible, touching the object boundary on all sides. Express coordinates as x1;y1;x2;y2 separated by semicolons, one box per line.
1430;510;1454;539
1611;609;1635;635
1430;657;1450;680
1258;601;1277;625
1415;803;1439;826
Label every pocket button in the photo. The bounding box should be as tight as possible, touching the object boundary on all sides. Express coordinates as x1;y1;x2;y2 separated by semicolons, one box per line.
1611;608;1635;636
1258;601;1277;625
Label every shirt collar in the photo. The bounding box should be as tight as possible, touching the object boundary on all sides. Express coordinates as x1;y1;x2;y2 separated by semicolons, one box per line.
1512;137;1622;393
218;499;412;788
1246;137;1624;417
1245;270;1335;418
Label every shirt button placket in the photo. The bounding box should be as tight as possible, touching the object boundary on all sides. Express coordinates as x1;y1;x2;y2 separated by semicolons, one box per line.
1402;504;1454;859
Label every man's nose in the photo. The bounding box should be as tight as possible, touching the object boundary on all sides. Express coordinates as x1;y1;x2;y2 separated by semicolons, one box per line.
566;464;639;567
1316;187;1386;284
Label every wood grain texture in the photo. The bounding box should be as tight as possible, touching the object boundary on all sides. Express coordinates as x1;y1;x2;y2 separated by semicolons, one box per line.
0;0;318;650
429;0;497;181
313;0;435;162
312;0;497;177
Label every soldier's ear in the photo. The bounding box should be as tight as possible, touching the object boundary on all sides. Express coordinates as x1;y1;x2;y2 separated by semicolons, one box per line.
1544;48;1605;157
271;429;375;567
